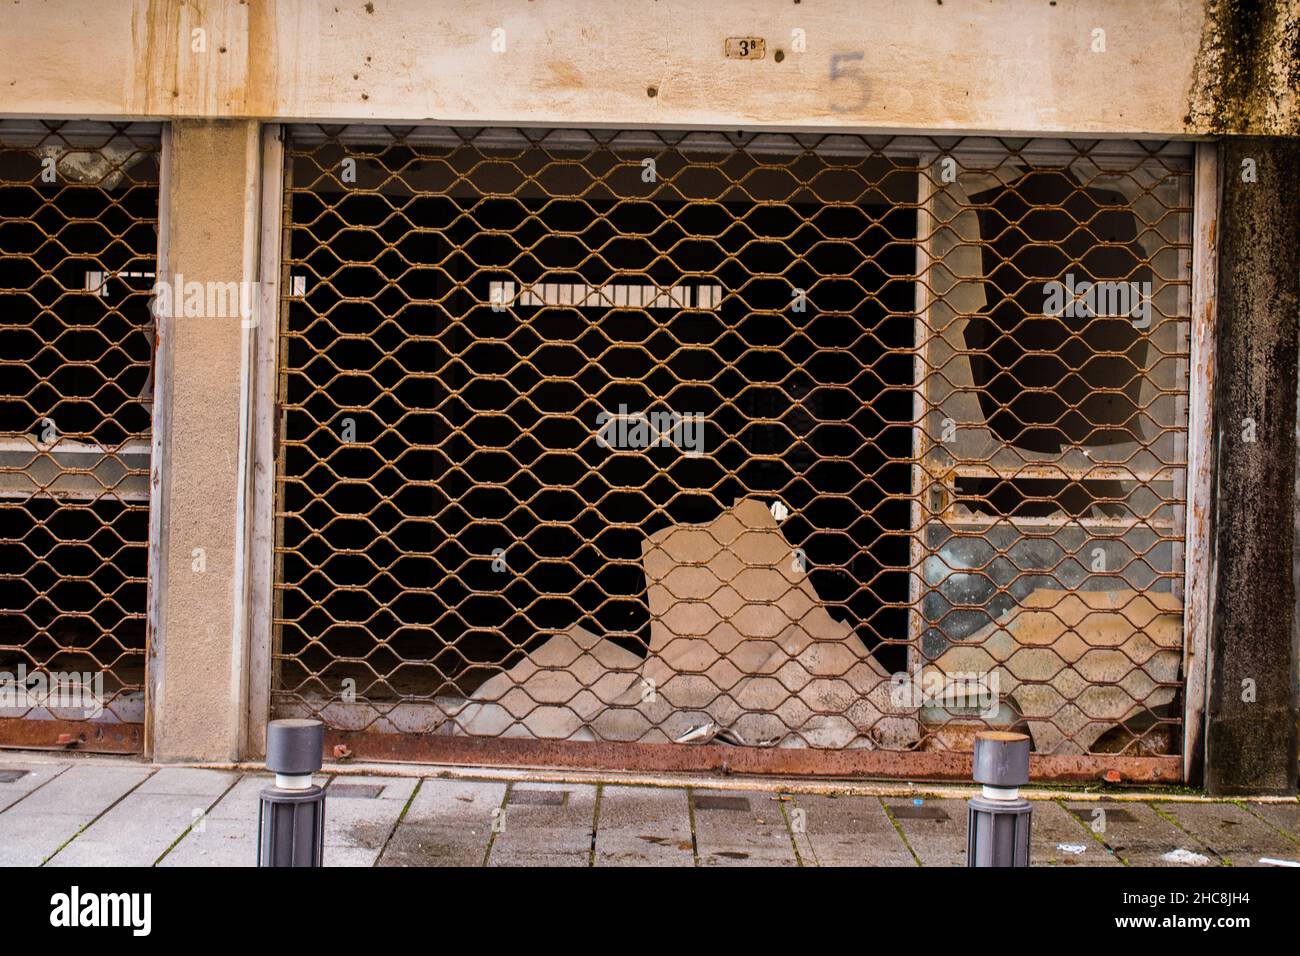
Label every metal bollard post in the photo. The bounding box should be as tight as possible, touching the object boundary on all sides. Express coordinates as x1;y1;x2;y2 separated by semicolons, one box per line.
966;731;1032;867
257;718;326;867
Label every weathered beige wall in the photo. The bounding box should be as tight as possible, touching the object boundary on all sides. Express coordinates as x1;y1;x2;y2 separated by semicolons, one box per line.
150;120;260;762
0;0;1294;136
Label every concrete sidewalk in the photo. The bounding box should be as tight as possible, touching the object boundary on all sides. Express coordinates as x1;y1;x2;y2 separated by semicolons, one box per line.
1;755;1298;867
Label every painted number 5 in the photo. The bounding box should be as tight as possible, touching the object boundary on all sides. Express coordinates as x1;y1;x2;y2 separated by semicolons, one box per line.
829;51;868;113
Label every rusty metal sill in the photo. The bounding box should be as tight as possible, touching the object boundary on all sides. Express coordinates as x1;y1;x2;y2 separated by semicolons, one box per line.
0;718;144;754
323;730;1181;784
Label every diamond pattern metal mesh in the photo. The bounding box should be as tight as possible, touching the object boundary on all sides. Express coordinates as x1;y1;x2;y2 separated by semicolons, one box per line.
273;126;1191;770
0;121;160;747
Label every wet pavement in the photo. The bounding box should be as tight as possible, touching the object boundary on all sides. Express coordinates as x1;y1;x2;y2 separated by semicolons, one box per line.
1;755;1297;867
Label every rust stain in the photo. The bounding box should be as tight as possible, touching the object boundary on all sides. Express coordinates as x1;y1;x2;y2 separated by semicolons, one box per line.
127;0;272;117
132;0;182;115
243;0;278;116
543;59;584;91
0;719;144;754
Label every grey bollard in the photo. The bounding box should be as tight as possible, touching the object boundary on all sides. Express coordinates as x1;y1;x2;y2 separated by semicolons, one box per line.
966;731;1032;867
257;719;326;867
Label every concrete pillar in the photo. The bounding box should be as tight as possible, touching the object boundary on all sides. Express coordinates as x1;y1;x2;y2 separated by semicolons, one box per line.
148;120;262;762
1206;137;1300;795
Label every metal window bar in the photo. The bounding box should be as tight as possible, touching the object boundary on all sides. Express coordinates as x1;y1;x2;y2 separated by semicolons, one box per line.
0;120;161;752
272;125;1192;781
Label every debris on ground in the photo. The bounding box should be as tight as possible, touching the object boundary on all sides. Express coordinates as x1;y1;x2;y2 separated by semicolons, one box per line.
934;588;1181;754
593;498;916;747
450;500;1177;756
453;625;641;739
456;498;916;747
1160;848;1212;866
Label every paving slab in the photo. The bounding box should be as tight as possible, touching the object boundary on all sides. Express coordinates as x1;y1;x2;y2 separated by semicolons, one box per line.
323;775;419;867
158;773;268;867
488;782;596;867
0;762;70;813
49;768;239;867
1063;801;1219;866
378;778;505;867
883;798;966;866
0;763;153;866
788;794;915;866
1;751;1293;870
325;844;392;867
593;785;694;867
162;773;418;868
1239;801;1300;845
1154;801;1300;867
1030;800;1120;866
134;767;240;797
691;789;797;867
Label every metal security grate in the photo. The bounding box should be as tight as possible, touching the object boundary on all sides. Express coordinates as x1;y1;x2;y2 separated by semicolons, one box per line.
273;126;1192;779
0;121;160;751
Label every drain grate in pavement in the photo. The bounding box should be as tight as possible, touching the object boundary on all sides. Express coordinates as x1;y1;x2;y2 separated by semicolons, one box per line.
328;783;385;799
509;789;568;806
694;795;751;812
887;804;951;821
0;770;29;784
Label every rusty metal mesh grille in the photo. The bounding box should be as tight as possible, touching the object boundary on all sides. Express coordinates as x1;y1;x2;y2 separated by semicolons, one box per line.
0;121;160;746
273;126;1191;766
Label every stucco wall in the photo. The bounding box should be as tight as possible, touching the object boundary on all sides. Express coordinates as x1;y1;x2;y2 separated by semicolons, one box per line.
149;120;260;762
0;0;1293;136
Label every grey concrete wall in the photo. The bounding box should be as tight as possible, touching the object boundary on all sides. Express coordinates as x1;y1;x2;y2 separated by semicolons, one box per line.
1206;136;1300;794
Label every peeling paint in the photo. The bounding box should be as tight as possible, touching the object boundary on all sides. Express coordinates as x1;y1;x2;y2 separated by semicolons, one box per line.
1186;0;1300;134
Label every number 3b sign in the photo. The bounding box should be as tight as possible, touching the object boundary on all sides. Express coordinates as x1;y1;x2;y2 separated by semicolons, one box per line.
725;37;766;59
